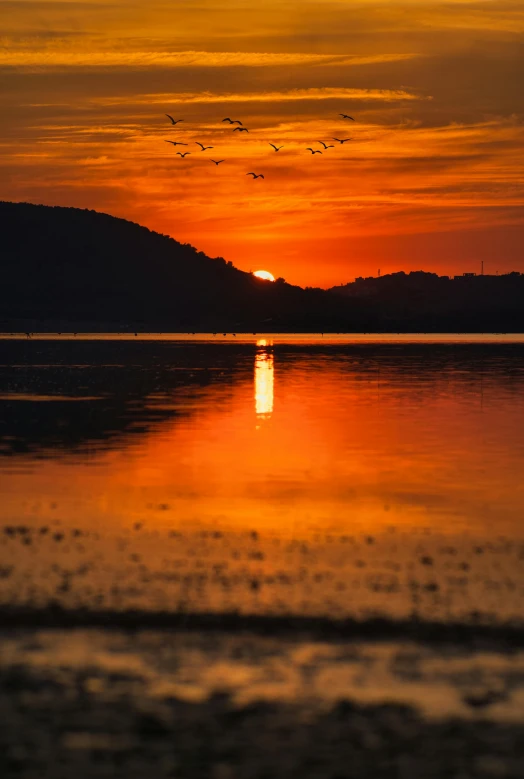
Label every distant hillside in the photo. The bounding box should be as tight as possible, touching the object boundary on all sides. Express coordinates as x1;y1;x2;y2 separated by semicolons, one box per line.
329;271;524;332
1;202;524;331
0;201;330;330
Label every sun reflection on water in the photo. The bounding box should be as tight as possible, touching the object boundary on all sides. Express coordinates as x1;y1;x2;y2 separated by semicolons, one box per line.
255;339;274;417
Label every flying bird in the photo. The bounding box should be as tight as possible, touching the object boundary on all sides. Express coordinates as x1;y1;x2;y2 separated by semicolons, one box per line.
306;148;322;154
233;127;249;132
176;152;191;158
339;114;355;121
165;115;183;125
164;140;188;147
211;159;225;165
333;138;353;144
317;141;334;149
196;142;214;151
246;172;264;179
269;144;284;152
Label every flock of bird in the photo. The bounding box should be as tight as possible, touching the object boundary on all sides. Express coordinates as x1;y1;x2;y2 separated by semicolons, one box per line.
163;113;357;180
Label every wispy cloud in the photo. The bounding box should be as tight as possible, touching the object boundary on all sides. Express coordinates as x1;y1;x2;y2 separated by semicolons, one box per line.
0;46;419;69
96;87;427;107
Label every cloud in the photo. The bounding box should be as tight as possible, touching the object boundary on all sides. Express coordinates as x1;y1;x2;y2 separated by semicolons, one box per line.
0;46;420;69
95;87;427;107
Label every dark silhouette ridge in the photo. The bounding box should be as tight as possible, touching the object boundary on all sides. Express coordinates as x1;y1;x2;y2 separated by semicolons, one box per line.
0;201;329;330
329;270;524;331
1;201;524;332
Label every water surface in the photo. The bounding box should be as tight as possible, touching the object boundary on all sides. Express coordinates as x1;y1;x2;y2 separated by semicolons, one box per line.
1;335;524;624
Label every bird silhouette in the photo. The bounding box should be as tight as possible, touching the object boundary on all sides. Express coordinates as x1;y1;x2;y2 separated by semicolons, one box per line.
165;140;188;147
339;114;355;121
246;172;264;179
306;148;322;154
333;138;353;144
196;142;214;151
176;152;191;158
233;127;249;132
269;144;284;152
317;141;334;149
211;159;225;165
223;118;243;125
166;115;183;125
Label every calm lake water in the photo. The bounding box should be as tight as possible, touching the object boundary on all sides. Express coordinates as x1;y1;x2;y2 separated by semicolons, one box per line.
1;334;524;624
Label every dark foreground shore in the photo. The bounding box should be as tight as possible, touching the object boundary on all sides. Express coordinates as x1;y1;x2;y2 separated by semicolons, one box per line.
1;627;524;779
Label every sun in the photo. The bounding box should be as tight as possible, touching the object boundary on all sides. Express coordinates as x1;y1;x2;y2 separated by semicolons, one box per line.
253;270;276;282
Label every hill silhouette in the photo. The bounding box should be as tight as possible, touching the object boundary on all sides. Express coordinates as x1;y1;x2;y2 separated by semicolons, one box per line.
0;201;332;330
1;201;524;331
329;271;524;332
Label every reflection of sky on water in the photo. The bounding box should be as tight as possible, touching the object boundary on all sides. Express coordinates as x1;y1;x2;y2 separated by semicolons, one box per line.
2;338;524;539
255;339;274;418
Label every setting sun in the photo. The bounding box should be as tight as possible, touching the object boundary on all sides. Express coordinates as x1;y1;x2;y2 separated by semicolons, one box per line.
253;270;275;282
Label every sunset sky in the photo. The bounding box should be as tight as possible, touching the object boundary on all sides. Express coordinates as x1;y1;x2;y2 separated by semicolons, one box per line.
1;0;523;287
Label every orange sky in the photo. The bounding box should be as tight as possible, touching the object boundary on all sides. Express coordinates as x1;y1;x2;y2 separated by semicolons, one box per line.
1;0;523;287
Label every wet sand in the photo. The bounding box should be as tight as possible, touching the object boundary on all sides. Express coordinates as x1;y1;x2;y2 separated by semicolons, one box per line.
2;522;523;625
2;628;524;778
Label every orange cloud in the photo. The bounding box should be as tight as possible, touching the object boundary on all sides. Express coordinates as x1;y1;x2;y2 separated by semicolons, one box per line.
0;0;523;286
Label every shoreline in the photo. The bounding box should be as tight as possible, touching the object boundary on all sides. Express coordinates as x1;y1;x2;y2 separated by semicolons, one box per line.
3;331;524;342
0;606;523;649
